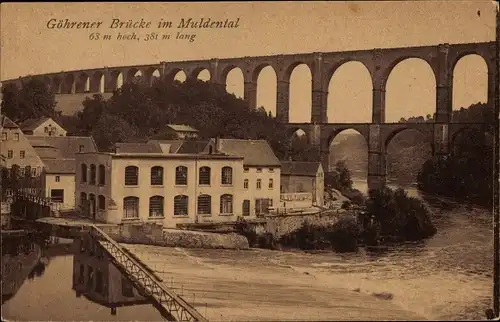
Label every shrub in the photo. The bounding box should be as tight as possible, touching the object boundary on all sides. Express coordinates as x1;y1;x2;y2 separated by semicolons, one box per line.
366;186;436;241
278;215;361;253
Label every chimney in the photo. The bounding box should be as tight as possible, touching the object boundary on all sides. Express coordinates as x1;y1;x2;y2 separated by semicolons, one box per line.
215;136;221;153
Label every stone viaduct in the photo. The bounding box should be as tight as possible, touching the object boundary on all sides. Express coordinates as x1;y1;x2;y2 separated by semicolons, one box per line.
2;41;496;190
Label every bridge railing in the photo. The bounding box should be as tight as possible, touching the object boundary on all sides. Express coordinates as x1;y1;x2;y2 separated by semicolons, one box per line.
87;224;207;322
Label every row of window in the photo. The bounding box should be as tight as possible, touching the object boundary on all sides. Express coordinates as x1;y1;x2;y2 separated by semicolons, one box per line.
2;132;19;141
123;165;233;186
3;166;38;177
244;167;275;173
81;164;106;185
5;150;26;159
80;193;250;217
245;178;274;190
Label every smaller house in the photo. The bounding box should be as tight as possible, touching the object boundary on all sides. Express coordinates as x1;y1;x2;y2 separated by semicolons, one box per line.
162;124;199;140
20;117;67;137
280;161;324;208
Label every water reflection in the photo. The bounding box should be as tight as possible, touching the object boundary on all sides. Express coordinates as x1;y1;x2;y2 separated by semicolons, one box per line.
1;235;165;321
72;236;152;316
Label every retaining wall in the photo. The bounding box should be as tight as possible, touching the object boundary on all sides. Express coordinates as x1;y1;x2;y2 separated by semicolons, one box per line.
100;223;249;250
262;211;345;239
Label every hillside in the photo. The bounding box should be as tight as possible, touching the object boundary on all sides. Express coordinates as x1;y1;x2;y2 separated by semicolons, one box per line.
330;131;431;184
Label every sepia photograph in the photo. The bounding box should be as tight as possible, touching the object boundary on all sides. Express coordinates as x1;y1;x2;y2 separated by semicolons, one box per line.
1;1;499;321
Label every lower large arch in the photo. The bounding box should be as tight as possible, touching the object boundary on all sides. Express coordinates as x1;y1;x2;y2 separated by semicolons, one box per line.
385;128;433;185
328;129;368;178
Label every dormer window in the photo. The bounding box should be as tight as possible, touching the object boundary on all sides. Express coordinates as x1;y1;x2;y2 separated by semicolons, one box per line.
44;127;49;133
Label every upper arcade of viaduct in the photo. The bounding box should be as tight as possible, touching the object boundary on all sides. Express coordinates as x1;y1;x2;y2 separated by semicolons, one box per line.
2;41;497;126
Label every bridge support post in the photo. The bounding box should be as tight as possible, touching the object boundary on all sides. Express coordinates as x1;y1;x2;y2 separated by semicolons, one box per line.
311;53;328;123
244;81;257;110
276;80;290;123
433;123;450;156
367;124;387;191
436;44;451;123
372;49;386;124
103;69;117;93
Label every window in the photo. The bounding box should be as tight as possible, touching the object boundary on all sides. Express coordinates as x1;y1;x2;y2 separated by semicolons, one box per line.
81;164;87;183
7;150;13;159
199;167;211;185
50;189;64;203
14;133;19;141
122;277;135;297
90;164;96;185
173;195;188;216
32;168;37;176
221;167;233;185
269;168;274;173
20;168;25;177
20;151;25;159
256;168;262;173
123;196;139;219
87;266;94;290
79;145;84;153
124;166;139;186
89;194;96;217
1;132;6;141
80;192;87;207
208;146;213;154
243;167;249;172
175;166;187;185
149;196;164;217
220;194;233;214
95;269;104;295
98;195;106;210
269;179;274;189
150;166;163;185
243;200;250;216
256;179;261;190
44;127;49;133
197;194;211;215
244;179;249;189
51;127;56;133
98;165;105;185
55;175;60;182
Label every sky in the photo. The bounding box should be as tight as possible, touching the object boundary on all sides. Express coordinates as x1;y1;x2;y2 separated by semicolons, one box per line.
1;1;497;123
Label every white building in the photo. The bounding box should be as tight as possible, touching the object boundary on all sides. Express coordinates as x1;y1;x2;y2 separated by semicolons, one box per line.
203;139;282;216
20;117;67;137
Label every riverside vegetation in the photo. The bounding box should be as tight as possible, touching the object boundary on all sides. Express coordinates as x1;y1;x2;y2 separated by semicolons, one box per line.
2;78;490;252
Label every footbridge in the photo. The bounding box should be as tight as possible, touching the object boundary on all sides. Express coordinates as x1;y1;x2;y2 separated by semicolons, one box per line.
85;225;207;322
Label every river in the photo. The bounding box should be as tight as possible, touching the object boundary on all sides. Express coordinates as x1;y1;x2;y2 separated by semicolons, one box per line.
1;180;495;320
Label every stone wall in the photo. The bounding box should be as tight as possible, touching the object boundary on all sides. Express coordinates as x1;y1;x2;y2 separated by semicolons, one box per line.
100;223;249;250
262;211;343;239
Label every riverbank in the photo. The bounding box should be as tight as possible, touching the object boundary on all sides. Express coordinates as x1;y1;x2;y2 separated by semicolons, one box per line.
122;243;426;321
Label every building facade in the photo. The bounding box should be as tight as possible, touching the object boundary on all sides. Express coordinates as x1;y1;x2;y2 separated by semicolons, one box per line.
280;161;325;208
19;117;67;137
75;151;252;228
203;139;281;216
1;115;45;176
28;135;98;209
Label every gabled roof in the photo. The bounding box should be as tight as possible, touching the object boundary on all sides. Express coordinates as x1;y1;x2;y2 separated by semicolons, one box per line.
215;139;281;167
166;124;198;132
19;117;51;131
115;142;162;153
42;159;76;174
281;161;321;177
27;136;98;158
0;115;19;129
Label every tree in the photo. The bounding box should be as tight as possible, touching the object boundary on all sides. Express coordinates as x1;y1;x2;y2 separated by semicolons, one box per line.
1;78;57;122
91;114;139;152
